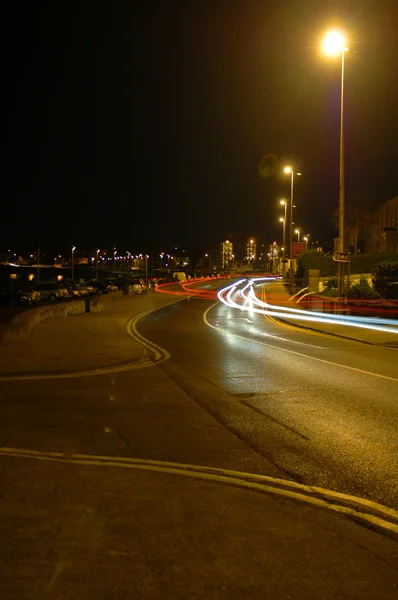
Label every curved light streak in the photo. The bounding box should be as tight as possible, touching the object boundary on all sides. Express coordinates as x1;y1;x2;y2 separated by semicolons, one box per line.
217;278;398;335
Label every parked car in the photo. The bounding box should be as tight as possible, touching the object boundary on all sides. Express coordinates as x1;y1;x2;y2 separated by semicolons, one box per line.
102;279;120;292
0;287;41;306
34;282;69;301
129;278;148;295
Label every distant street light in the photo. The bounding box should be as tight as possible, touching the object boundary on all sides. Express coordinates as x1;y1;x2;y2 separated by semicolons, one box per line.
295;229;301;243
284;167;301;289
145;255;149;288
160;253;164;268
322;29;348;296
71;246;76;282
96;249;100;280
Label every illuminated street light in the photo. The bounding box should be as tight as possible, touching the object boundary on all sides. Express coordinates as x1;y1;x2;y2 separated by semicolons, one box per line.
284;167;302;289
295;228;301;243
96;249;100;280
322;30;347;57
71;246;76;282
322;29;349;296
279;199;288;278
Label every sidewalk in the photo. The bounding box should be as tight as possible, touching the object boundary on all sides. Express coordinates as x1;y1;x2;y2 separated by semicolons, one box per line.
1;448;398;599
0;291;180;377
263;282;398;346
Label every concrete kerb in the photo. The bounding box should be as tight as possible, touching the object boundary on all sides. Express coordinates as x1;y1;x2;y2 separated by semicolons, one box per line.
0;292;122;343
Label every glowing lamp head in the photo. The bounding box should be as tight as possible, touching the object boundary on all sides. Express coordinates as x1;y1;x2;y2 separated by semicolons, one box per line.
322;31;347;56
295;229;300;234
280;199;286;205
284;166;292;174
279;217;284;222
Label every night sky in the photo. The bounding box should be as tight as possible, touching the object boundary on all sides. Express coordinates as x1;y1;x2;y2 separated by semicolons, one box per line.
2;1;398;252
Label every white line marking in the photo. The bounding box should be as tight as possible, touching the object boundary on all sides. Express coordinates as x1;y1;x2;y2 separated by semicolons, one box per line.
203;301;398;383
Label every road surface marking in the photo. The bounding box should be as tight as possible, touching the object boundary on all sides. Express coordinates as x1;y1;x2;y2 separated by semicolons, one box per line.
0;304;173;382
203;302;398;383
1;446;397;535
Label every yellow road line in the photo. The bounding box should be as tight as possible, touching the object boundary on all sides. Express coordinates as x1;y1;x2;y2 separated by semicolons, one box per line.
203;302;398;383
0;303;173;382
1;446;397;534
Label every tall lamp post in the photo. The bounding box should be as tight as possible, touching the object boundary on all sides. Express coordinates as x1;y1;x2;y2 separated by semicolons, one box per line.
280;200;287;278
295;229;301;243
283;167;301;290
71;246;76;282
279;217;286;278
96;249;100;280
322;30;348;297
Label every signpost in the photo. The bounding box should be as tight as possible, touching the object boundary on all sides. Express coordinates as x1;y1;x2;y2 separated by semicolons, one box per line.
333;252;350;263
291;242;306;258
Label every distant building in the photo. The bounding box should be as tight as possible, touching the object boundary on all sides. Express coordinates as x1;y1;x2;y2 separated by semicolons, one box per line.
362;196;398;254
220;240;233;269
246;239;256;262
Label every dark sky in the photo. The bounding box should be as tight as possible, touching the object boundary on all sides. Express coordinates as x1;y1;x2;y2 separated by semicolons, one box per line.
2;0;398;252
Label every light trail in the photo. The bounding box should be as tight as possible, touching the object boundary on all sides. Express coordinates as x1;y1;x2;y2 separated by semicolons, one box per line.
217;278;398;335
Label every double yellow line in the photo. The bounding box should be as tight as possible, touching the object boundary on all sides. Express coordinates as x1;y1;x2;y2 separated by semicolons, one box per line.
1;446;397;535
126;309;170;365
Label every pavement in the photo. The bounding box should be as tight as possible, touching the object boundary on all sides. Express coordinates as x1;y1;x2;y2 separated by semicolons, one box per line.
0;280;398;598
0;291;178;377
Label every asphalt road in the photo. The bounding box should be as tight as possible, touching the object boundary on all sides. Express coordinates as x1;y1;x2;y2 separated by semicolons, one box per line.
138;280;398;510
1;278;397;599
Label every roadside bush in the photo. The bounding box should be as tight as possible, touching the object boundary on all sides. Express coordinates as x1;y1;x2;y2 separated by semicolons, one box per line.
318;287;339;297
325;276;338;289
351;253;398;274
372;261;398;299
297;250;337;278
346;277;381;300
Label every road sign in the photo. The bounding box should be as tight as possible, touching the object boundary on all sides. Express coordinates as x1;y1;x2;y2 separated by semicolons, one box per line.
292;243;306;258
333;252;350;263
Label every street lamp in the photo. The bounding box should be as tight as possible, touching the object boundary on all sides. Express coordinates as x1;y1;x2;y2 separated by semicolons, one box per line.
295;229;301;243
322;29;348;297
71;246;76;282
284;167;301;289
96;249;100;280
160;253;164;268
145;255;149;287
279;216;286;278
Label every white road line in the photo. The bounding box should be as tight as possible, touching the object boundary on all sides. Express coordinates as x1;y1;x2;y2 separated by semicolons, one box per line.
203;301;398;383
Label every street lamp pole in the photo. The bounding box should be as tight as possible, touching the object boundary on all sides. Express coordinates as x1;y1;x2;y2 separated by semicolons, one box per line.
71;246;76;282
295;229;301;243
280;200;287;278
322;30;348;297
96;249;100;280
338;48;346;297
279;217;286;277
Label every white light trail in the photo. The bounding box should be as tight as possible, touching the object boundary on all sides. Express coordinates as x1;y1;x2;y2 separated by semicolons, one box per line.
217;278;398;335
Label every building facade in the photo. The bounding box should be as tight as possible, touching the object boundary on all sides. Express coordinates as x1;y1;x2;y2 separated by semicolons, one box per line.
362;196;398;254
220;240;233;269
246;239;256;262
